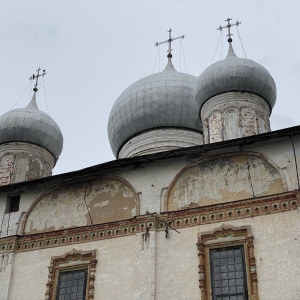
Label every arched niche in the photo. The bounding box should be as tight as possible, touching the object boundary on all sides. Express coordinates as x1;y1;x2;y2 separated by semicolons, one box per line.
23;176;139;234
166;153;286;211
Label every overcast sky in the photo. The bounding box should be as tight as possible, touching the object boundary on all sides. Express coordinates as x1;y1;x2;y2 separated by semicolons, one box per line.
0;0;299;175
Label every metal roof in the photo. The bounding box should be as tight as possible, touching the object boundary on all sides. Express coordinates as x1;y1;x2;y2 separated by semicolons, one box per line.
107;59;203;157
194;43;277;113
0;94;63;160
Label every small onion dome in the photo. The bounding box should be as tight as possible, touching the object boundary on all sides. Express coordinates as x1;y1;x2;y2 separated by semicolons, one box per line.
108;59;202;157
0;93;63;160
194;43;277;112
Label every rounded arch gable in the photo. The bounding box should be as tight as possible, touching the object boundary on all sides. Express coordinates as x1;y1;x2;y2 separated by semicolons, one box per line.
165;152;287;211
22;176;139;234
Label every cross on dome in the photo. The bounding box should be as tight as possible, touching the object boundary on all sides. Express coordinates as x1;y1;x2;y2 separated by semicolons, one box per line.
154;28;184;58
29;68;46;93
217;18;241;43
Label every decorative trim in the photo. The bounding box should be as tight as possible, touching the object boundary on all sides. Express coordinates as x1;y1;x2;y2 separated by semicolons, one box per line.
197;225;258;300
163;151;289;212
45;249;97;300
0;191;298;254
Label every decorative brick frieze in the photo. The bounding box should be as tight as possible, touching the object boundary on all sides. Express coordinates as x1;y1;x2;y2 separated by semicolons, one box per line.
0;192;298;254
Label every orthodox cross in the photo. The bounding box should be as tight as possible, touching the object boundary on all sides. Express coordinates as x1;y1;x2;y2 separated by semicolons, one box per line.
29;68;46;92
154;29;185;58
217;18;241;42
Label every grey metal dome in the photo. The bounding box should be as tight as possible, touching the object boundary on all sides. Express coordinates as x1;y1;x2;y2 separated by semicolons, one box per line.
195;43;277;112
0;93;63;160
108;59;203;157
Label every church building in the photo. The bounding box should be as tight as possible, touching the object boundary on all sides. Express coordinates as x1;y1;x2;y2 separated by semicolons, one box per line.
0;19;299;300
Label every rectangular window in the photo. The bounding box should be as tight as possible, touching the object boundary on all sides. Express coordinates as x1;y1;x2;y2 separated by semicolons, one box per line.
55;269;88;300
209;246;248;300
6;194;20;213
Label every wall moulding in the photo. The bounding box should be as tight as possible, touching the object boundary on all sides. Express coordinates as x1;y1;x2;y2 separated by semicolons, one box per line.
0;191;298;254
197;225;258;300
45;249;97;300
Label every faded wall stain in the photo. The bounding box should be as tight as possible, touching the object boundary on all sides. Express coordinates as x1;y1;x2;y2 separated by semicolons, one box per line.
168;155;284;211
24;178;137;234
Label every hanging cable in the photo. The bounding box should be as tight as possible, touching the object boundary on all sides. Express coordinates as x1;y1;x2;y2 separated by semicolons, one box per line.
158;45;161;72
180;39;182;72
11;81;31;109
181;41;188;73
211;30;222;64
152;46;159;74
236;26;247;58
221;30;223;59
41;76;50;115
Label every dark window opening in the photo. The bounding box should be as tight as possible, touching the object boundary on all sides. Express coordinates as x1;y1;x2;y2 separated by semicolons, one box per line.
55;269;88;300
6;194;20;213
210;246;248;300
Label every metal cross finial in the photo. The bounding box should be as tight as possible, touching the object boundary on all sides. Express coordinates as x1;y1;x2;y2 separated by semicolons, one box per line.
217;18;241;43
29;68;46;92
154;28;185;58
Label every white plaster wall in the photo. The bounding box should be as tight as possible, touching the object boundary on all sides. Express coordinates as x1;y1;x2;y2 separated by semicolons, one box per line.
8;234;157;300
0;253;14;300
0;190;43;238
6;211;300;300
111;158;189;214
155;210;300;300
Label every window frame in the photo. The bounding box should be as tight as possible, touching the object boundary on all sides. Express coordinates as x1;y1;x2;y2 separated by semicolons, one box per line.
45;249;97;300
197;225;258;300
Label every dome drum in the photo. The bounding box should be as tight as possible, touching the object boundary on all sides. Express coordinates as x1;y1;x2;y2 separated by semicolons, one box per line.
119;128;203;158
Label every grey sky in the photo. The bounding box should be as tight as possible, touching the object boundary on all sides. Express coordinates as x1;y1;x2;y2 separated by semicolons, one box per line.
0;0;299;175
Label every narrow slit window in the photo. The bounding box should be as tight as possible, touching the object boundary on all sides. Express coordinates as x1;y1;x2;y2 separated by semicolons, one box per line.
6;194;20;213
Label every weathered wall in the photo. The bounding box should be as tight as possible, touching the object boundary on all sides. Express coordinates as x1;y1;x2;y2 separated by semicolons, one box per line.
0;253;14;300
5;210;300;300
201;93;270;144
155;210;300;300
0;143;54;186
167;154;285;210
24;177;138;234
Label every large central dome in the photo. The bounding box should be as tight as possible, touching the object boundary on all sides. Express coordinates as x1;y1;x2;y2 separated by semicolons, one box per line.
108;59;202;157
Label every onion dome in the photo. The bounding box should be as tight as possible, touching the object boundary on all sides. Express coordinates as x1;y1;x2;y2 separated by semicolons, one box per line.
108;59;202;157
0;92;63;160
194;42;277;112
